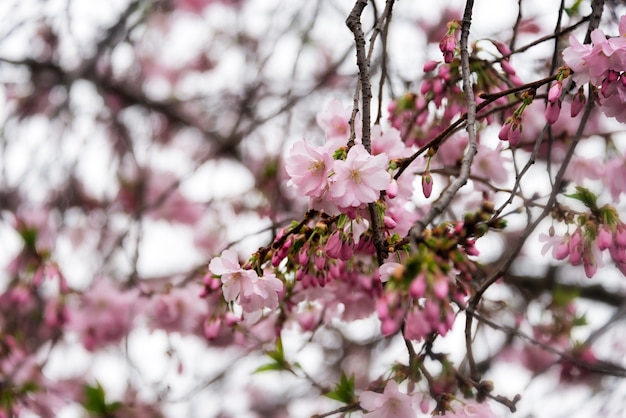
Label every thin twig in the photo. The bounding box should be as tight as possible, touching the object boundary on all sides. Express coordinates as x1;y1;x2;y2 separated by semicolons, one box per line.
408;0;477;249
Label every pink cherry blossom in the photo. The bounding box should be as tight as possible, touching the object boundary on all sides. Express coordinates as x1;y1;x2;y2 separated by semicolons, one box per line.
564;156;604;186
562;34;607;85
369;125;412;160
360;380;415;418
209;249;255;302
147;284;209;335
209;249;283;314
239;272;283;313
472;143;509;188
379;261;402;283
562;18;626;122
329;144;390;207
603;156;626;202
285;139;333;198
404;307;432;341
68;279;139;351
599;77;626;123
444;401;497;417
316;99;357;148
539;233;569;260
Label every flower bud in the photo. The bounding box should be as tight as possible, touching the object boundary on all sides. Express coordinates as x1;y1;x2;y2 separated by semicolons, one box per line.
439;34;456;63
548;82;562;103
545;101;561;124
571;88;586;117
498;123;510;141
422;171;433;198
508;123;522;147
500;59;516;75
423;60;439;72
494;41;511;56
386;179;399;199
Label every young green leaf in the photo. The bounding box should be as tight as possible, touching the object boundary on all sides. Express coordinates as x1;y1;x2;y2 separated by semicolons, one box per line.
324;372;356;404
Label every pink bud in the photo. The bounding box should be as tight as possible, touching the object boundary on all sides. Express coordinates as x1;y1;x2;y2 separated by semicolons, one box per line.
298;247;309;266
607;70;619;82
500;59;516;75
494;41;511;56
432;278;449;299
544;101;561;124
571;89;586;117
508;123;522;147
381;318;400;336
386;179;399;199
465;242;480;257
433;79;444;95
376;299;390;318
420;79;432;95
422;172;433;198
339;239;354;261
325;232;343;259
329;262;341;279
383;216;397;229
615;224;626;247
271;251;283;267
409;274;426;298
224;312;240;326
510;74;524;86
204;318;221;339
423;60;439;72
583;255;597;278
597;226;612;251
439;35;456;63
424;300;440;322
555;241;570;260
548;82;562;103
298;311;317;331
314;253;325;271
498;123;510;141
569;230;583;265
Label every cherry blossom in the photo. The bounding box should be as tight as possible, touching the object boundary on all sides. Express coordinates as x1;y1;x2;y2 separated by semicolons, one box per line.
443;401;497;417
329;144;390;208
68;279;139;351
359;380;416;418
209;249;283;315
285;139;333;198
316;99;356;148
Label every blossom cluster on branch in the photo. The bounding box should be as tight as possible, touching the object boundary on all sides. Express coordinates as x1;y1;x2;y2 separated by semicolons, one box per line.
2;1;626;417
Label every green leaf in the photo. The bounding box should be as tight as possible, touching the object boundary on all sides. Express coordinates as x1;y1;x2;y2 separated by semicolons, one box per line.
572;314;587;327
253;338;293;374
564;186;598;210
325;372;356;404
83;382;121;416
254;363;284;373
552;286;579;307
19;227;38;252
565;0;583;16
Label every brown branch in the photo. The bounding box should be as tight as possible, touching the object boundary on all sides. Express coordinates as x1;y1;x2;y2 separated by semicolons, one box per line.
408;0;477;249
346;0;371;150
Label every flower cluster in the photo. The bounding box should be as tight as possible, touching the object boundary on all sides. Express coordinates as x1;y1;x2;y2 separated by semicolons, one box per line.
67;279;139;351
377;203;505;340
563;15;626;122
285;137;391;214
540;190;626;277
208;249;283;321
